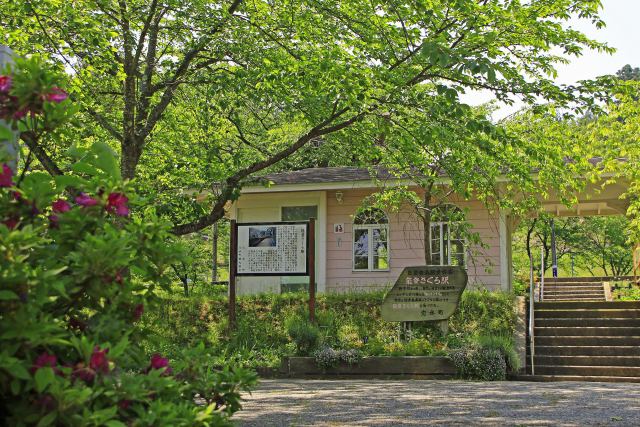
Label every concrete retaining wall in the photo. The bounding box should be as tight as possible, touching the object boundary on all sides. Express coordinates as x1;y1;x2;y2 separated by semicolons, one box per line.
281;356;456;378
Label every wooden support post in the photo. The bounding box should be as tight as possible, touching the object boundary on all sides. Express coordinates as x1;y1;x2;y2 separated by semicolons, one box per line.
211;221;219;284
309;217;316;323
229;220;237;329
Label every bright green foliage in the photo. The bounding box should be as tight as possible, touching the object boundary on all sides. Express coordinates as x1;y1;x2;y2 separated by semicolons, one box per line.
449;289;517;338
0;59;256;426
474;335;520;372
144;290;517;368
285;316;320;356
580;81;640;241
0;143;255;426
450;345;507;381
1;0;615;236
450;333;519;380
513;215;634;279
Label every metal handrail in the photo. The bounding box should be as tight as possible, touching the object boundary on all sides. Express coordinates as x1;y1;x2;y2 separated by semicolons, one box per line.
528;255;535;376
540;247;545;302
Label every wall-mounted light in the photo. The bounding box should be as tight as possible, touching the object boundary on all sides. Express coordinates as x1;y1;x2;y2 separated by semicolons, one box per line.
335;191;344;204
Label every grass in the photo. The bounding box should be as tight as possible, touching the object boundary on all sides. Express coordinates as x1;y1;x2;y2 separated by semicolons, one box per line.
141;289;517;369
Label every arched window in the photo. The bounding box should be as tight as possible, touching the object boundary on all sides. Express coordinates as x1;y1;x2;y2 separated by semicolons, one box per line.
430;204;465;267
353;208;389;271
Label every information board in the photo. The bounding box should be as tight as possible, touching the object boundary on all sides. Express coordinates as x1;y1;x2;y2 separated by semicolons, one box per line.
235;222;308;276
380;266;468;322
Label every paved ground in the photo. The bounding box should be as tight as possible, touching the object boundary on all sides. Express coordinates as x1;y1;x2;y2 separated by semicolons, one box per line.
234;379;640;426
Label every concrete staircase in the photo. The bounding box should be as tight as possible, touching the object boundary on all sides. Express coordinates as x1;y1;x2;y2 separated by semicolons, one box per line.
524;301;640;382
540;277;609;302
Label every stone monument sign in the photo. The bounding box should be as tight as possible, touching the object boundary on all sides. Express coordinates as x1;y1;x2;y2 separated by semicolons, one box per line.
380;265;468;322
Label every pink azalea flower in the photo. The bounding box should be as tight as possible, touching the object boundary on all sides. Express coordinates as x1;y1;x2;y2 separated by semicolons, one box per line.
75;193;99;207
48;214;59;229
12;107;29;120
46;86;68;103
0;164;13;187
0;75;11;92
132;303;144;321
106;192;129;216
32;352;57;374
72;364;95;383
89;346;110;374
149;354;172;375
2;217;18;230
52;198;71;213
35;394;56;412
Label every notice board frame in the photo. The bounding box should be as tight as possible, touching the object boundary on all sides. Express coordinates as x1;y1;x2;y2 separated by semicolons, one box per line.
229;218;316;327
232;220;310;277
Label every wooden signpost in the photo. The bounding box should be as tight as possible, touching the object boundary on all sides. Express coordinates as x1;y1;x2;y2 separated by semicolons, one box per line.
229;218;316;328
380;265;468;334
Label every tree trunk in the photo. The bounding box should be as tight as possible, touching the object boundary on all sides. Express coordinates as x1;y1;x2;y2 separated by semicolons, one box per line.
422;191;433;266
120;138;142;180
211;222;219;283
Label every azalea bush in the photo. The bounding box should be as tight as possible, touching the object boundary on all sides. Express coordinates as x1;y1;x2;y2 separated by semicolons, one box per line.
0;58;255;426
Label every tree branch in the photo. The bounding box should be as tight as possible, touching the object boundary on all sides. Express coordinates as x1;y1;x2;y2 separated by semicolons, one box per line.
20;131;63;176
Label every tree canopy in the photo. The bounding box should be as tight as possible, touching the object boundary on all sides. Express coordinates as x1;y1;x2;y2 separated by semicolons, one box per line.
2;0;613;234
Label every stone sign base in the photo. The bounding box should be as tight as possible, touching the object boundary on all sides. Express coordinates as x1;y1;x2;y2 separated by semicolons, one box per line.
279;356;456;378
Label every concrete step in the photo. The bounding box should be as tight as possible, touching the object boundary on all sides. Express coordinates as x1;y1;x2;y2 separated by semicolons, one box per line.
535;336;640;346
542;297;605;300
533;355;640;366
534;309;640;319
535;318;640;327
543;291;604;296
543;285;604;290
529;346;640;356
534;365;640;377
534;326;640;336
542;296;605;302
540;277;617;283
535;301;640;309
512;374;640;383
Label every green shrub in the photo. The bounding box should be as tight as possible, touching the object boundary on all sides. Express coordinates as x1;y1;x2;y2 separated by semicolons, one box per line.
313;347;362;369
0;61;256;424
450;289;517;337
314;347;340;369
143;289;517;369
405;338;434;356
475;334;521;372
450;345;507;381
285;316;320;355
337;323;364;349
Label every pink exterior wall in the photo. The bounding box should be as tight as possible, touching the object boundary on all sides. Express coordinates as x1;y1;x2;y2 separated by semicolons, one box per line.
325;188;502;292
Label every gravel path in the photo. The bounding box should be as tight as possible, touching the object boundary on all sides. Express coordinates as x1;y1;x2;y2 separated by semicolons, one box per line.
234;379;640;426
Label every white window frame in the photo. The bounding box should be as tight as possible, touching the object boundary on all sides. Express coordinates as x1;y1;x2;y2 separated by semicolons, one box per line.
430;206;466;267
352;210;390;272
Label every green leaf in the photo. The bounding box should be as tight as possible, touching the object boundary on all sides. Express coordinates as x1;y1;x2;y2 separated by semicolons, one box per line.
109;335;129;359
34;367;55;393
105;421;127;427
11;363;31;380
54;174;88;189
0;291;19;300
36;411;57;427
0;124;16;141
10;378;21;395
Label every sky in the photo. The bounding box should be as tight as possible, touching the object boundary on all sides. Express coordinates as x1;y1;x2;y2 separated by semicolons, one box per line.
462;0;640;119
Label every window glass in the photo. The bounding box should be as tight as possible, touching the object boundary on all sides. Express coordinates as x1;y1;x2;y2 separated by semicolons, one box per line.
281;206;318;221
430;205;466;267
353;208;389;271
